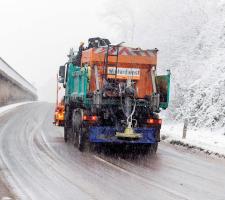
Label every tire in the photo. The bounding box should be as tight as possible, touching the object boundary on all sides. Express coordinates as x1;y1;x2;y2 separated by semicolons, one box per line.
72;109;90;152
64;122;72;143
72;110;81;147
72;111;77;146
77;125;90;152
64;126;69;142
64;105;72;143
78;126;85;151
72;109;85;151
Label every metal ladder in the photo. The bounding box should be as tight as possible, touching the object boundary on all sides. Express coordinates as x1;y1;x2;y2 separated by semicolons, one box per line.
104;45;119;80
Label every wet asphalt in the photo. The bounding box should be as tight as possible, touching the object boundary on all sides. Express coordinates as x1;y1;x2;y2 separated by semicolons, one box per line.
0;102;225;200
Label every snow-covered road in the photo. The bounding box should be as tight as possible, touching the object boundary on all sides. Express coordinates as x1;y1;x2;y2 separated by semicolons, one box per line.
0;103;225;200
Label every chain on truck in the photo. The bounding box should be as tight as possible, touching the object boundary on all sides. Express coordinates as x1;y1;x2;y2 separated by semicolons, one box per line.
58;37;170;153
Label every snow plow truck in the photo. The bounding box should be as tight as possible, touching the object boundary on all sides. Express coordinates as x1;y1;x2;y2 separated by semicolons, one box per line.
58;37;170;153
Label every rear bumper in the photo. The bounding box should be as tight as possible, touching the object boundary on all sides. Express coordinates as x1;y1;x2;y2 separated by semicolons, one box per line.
89;126;158;144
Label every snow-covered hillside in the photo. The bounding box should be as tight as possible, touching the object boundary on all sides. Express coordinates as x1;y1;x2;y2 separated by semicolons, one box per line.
170;0;225;128
104;0;225;128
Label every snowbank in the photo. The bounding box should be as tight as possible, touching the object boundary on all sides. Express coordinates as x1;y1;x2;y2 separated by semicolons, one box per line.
0;102;32;117
161;119;225;157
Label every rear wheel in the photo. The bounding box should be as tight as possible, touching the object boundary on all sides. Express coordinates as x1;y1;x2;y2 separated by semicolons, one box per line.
75;124;89;152
64;105;72;142
64;122;72;142
72;109;89;152
64;126;69;142
72;110;80;147
77;126;85;151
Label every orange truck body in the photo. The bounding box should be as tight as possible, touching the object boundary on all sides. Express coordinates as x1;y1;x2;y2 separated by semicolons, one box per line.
54;103;65;126
81;46;158;98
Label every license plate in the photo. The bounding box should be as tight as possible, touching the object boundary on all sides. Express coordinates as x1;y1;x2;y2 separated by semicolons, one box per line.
107;67;140;80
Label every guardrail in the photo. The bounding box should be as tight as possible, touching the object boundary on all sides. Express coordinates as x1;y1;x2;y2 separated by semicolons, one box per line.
0;57;37;96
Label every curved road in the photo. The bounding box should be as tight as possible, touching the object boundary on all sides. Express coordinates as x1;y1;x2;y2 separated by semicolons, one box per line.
0;103;225;200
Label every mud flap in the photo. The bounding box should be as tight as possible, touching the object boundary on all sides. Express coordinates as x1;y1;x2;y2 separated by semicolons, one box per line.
155;128;161;142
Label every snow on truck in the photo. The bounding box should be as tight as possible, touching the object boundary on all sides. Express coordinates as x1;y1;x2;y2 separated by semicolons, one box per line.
58;37;170;153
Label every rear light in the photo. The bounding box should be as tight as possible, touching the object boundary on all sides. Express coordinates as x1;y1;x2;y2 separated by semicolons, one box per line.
83;115;98;121
91;115;97;121
147;118;162;125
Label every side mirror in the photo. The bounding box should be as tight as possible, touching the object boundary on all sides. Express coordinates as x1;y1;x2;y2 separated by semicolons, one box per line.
59;65;65;78
58;77;64;83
